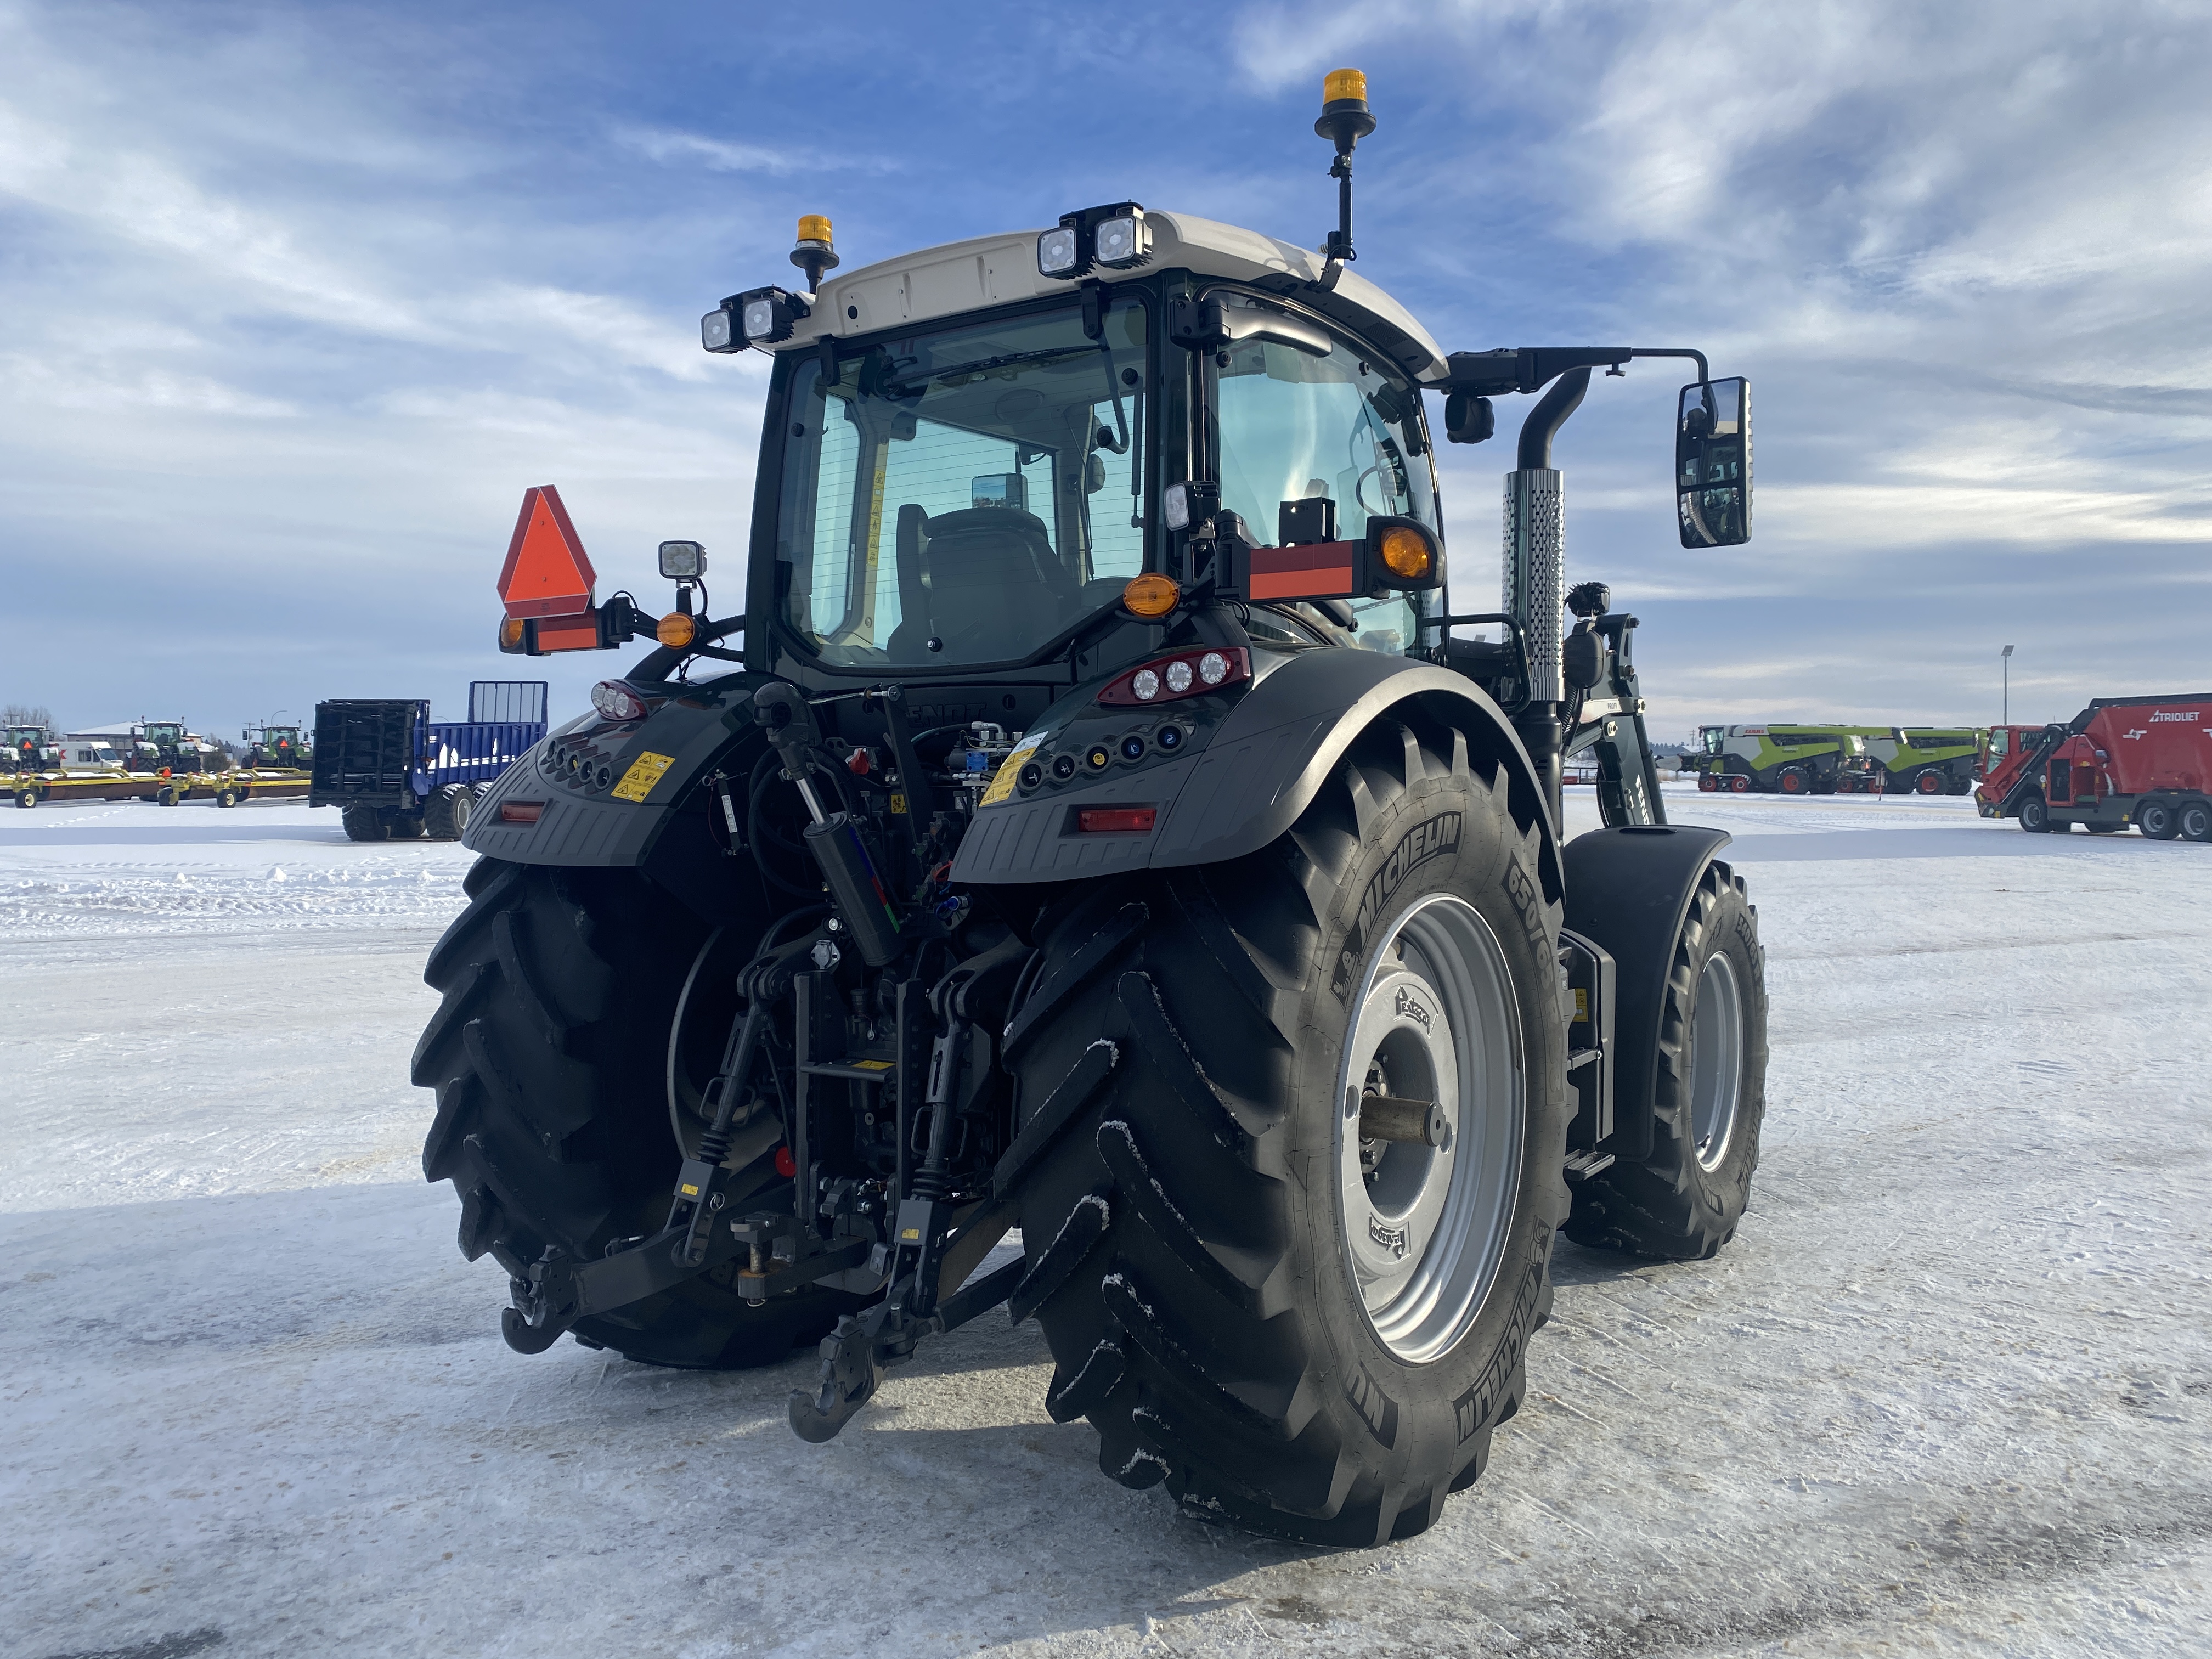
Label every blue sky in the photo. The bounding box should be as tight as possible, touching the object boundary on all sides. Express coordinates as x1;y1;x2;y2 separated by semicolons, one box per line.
3;0;2208;743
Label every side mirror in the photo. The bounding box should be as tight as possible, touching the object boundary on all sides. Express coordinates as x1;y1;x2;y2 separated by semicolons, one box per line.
1443;391;1495;445
1676;377;1751;548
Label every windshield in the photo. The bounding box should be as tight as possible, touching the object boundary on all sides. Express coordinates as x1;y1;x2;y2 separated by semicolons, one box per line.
1209;307;1439;656
775;297;1148;669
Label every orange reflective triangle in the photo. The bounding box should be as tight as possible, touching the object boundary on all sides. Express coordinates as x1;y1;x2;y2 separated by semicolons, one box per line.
498;485;597;619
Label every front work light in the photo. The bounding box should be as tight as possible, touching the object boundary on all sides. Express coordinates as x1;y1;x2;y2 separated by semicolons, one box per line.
1037;225;1080;278
1092;208;1150;269
1161;479;1218;532
724;285;806;347
701;308;736;352
657;540;706;580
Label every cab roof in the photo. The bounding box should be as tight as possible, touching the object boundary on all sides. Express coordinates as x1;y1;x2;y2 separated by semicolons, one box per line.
776;210;1448;385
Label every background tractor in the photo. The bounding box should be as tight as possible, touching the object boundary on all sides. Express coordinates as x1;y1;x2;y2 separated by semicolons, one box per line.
416;72;1769;1545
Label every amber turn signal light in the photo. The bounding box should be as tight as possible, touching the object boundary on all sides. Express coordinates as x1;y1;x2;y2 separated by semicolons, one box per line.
1122;573;1180;618
656;612;698;647
499;617;527;651
1378;524;1432;582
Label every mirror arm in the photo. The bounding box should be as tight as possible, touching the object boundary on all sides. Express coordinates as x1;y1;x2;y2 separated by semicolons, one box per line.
1629;346;1711;382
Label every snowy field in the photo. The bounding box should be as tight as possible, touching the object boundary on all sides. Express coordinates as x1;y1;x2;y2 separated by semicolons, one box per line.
3;791;2208;1658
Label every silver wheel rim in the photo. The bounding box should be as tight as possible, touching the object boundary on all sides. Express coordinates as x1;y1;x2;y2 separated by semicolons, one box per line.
1690;951;1745;1171
1335;894;1524;1364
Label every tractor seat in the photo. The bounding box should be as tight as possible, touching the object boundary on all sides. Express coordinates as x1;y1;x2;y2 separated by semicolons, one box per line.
889;505;1075;660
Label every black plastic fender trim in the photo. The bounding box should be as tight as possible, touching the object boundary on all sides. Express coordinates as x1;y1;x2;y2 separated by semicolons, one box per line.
953;651;1551;884
1559;825;1731;1163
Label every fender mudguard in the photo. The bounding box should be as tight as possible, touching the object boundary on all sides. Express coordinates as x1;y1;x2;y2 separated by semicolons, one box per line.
464;674;770;921
952;648;1553;883
1560;824;1732;1163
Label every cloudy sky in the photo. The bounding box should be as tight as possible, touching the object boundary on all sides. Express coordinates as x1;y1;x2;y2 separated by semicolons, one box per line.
3;0;2207;743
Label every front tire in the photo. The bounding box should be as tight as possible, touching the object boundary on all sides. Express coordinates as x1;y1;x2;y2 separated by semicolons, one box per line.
1006;721;1569;1544
1564;861;1768;1261
2018;793;2050;833
414;860;862;1367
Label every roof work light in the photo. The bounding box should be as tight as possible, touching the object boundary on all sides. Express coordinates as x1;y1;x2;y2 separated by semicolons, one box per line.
1037;202;1149;280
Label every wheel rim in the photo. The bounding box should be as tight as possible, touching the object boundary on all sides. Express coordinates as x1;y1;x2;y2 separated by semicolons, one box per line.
1335;894;1525;1364
452;793;472;836
1918;772;1940;794
1689;952;1746;1171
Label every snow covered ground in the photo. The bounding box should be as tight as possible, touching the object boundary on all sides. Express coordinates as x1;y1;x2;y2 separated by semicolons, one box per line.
3;791;2208;1658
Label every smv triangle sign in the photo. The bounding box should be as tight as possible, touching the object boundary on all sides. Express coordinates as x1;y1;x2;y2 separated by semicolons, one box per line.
498;486;597;619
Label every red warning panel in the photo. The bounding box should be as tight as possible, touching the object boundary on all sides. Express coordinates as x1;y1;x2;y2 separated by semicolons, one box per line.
498;486;598;619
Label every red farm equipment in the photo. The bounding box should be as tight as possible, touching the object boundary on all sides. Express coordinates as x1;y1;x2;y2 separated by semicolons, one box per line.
1978;694;2212;840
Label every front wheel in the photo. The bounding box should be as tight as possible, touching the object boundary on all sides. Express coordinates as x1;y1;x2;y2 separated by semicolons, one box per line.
1916;771;1943;795
13;788;35;810
2018;793;2050;833
216;787;239;809
1779;769;1807;795
1565;861;1768;1261
1007;721;1568;1545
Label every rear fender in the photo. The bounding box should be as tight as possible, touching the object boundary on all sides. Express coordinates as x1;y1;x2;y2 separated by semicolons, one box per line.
465;674;770;922
952;649;1557;888
1560;825;1733;1163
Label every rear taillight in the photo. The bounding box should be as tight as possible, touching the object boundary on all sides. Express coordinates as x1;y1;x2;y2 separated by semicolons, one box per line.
1097;647;1250;707
500;801;544;824
1077;806;1156;833
590;680;650;723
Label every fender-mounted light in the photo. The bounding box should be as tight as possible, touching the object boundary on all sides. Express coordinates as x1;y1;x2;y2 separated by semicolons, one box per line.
1122;573;1180;618
498;617;528;652
500;800;544;825
656;612;698;648
590;680;650;722
1077;806;1156;833
1097;646;1250;707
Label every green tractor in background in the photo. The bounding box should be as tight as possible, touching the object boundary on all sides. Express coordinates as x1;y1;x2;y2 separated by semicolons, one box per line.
1859;727;1980;795
243;723;312;771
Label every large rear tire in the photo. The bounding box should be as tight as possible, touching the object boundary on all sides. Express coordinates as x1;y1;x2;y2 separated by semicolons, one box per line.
2180;799;2212;843
1005;720;1570;1544
413;859;864;1367
1564;861;1768;1261
424;783;475;840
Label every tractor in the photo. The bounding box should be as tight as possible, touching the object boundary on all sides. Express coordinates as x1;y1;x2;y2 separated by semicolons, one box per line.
417;72;1769;1545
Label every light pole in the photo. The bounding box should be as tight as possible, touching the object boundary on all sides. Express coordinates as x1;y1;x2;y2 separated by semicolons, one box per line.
2001;644;2014;725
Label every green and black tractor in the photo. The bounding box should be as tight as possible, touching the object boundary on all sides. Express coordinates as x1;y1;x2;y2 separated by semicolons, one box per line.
419;72;1770;1545
242;723;311;771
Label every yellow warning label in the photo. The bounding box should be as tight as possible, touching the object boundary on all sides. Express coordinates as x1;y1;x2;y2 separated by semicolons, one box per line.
851;1059;894;1071
1572;988;1588;1022
899;1227;922;1243
679;1182;700;1197
889;792;907;815
980;733;1046;808
612;751;675;803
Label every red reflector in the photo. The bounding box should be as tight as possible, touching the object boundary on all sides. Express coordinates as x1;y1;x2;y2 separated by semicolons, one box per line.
1078;807;1156;833
499;801;544;824
774;1146;798;1178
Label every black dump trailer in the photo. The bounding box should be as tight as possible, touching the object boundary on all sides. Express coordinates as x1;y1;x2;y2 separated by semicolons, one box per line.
312;680;547;842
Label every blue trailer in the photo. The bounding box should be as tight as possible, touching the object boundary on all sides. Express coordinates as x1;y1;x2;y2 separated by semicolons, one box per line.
312;680;548;842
